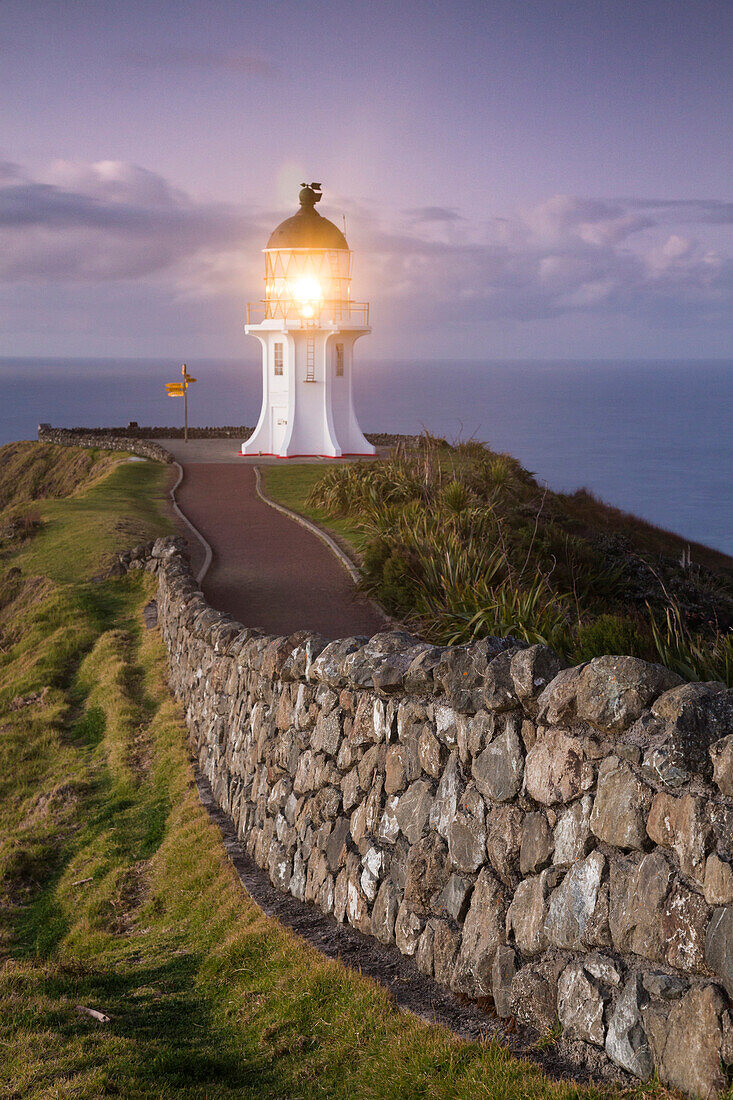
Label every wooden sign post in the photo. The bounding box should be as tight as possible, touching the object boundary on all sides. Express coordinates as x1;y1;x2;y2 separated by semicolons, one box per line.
165;364;197;441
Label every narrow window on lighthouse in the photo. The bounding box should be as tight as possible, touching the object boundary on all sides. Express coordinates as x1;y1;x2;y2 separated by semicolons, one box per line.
274;342;284;376
335;343;344;377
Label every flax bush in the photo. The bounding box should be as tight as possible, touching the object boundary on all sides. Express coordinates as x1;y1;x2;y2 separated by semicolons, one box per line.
308;435;733;684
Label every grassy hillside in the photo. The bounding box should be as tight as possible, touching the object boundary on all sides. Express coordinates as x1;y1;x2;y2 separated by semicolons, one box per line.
1;442;658;1098
264;437;733;684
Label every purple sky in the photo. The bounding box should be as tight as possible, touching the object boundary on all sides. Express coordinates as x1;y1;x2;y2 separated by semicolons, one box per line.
1;0;732;360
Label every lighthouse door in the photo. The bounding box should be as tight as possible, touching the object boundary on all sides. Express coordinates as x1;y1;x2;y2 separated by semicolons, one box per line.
271;406;288;455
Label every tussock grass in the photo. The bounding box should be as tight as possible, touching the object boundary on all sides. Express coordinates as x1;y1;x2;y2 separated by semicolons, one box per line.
0;460;668;1094
266;436;732;684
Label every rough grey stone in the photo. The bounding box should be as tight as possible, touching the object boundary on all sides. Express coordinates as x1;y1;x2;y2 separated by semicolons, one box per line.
394;901;424;956
456;709;494;765
142;534;733;1097
384;740;418;794
357;743;382;790
311;707;342;756
647;984;728;1099
432;872;473;922
520;718;537;752
403;645;445;694
416;921;435;977
558;962;608;1046
483;648;522;711
417;725;445;778
341;767;362;813
448;809;486;874
575;656;682;733
309;636;367;686
524;728;595;805
584;954;623;987
652;680;726;723
509;960;560;1033
373;645;430;695
351;693;386;745
343;631;418;689
704;854;733;906
609;849;672;961
641;743;690;789
491;945;517;1018
507;869;560;956
536;665;585;726
433;704;461;747
394;779;433;844
472;723;524;802
325;817;351;872
452;868;507;997
646;791;711;883
605;975;653;1080
432;920;461;986
485;802;524;885
664;882;710;974
403;832;450;916
436;637;518;714
520;811;554;875
710;733;733;797
662;688;733;777
705;905;733;996
641;971;688;1000
350;775;383;846
429;752;464;841
377;793;400;845
510;644;566;713
553;795;594;868
360;845;383;902
590;757;652;851
544;850;608;950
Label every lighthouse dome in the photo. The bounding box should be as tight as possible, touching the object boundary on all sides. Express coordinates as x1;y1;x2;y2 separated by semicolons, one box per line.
267;184;348;250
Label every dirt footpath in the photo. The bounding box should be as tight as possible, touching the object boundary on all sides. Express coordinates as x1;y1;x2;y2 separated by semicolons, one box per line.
172;461;385;639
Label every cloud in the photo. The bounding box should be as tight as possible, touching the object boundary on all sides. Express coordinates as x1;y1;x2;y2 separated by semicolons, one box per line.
0;160;263;282
622;197;733;225
405;206;464;225
0;160;25;184
353;191;732;331
0;158;731;352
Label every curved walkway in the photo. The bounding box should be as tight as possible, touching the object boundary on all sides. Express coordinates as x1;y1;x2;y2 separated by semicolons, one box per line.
161;440;386;639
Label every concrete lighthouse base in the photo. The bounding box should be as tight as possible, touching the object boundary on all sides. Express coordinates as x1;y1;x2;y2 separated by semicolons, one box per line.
241;324;375;459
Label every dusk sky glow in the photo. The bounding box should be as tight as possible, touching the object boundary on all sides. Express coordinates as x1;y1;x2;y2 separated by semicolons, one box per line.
1;0;732;360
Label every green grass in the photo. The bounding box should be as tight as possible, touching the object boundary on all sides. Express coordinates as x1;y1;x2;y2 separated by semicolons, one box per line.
0;444;673;1098
18;459;174;583
263;463;371;559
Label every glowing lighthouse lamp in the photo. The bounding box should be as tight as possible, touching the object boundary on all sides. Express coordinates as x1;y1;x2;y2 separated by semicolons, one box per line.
241;184;375;458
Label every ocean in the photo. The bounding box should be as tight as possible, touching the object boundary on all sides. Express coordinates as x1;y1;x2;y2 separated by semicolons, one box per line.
1;357;731;555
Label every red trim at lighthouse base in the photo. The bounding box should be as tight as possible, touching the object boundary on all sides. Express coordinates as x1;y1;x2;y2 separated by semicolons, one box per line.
238;452;377;459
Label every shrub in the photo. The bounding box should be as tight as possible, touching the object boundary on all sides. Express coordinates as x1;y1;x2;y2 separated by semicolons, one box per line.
573;614;652;663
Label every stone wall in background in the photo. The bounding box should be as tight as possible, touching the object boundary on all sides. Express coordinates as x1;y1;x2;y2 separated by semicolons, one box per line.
37;425;425;448
37;426;175;463
119;536;733;1099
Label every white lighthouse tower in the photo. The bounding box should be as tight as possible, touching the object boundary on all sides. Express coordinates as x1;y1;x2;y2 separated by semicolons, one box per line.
241;184;375;458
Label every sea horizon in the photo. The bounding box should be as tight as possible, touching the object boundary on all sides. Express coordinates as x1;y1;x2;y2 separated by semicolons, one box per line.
2;355;732;556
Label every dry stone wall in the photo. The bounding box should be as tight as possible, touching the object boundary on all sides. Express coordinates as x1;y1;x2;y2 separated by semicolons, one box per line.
123;536;733;1098
37;426;174;463
37;425;424;449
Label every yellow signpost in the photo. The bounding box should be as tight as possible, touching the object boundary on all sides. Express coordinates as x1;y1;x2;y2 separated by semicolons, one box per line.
165;364;197;441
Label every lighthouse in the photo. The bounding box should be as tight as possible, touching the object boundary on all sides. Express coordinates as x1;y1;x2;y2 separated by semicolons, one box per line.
241;184;375;458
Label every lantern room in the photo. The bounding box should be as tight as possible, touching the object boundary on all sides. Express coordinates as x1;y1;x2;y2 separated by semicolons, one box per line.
241;184;375;458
